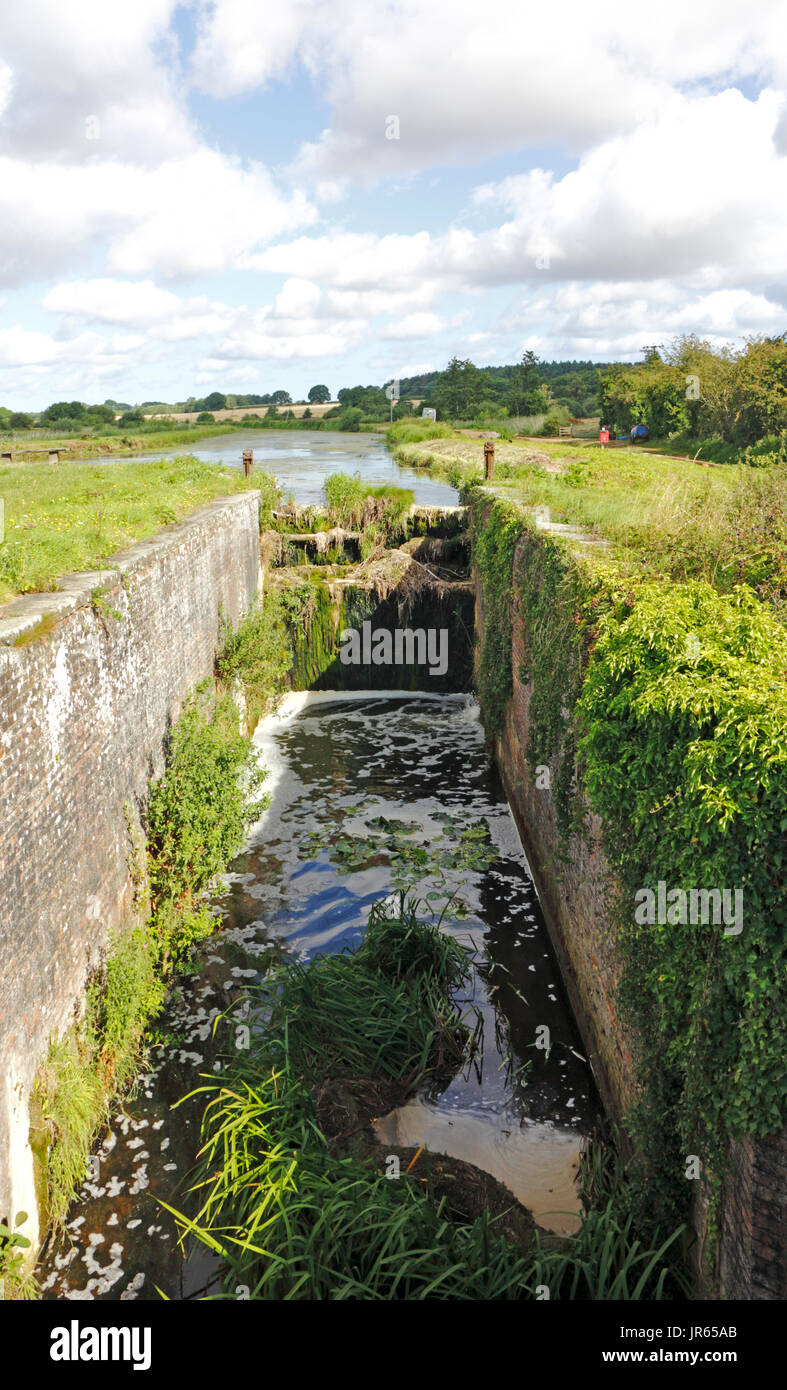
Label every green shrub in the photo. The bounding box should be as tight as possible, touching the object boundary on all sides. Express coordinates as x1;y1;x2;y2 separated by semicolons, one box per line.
146;686;267;918
216;595;290;726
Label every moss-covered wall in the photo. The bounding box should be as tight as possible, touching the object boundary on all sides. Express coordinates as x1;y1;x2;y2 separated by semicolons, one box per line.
284;572;474;694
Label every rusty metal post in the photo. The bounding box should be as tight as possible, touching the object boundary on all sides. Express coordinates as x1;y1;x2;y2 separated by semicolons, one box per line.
483;439;495;479
242;449;253;477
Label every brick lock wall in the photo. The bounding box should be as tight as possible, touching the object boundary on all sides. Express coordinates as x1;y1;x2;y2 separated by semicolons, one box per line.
0;492;260;1245
473;520;787;1300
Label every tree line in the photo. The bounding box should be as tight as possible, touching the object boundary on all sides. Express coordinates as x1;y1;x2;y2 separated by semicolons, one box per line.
4;335;786;446
598;336;787;446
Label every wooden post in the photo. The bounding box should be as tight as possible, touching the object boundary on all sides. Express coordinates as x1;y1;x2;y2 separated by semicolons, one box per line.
242;449;253;477
483;439;495;479
1;450;12;462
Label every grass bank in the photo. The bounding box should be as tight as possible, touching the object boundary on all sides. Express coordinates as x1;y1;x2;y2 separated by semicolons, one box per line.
0;455;265;604
165;895;685;1300
0;422;239;461
390;422;787;609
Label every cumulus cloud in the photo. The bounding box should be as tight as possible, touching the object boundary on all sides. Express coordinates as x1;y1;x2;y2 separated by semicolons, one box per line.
256;88;787;313
191;0;787;181
0;150;316;286
486;281;787;361
43;278;236;340
3;1;786;399
0;0;192;162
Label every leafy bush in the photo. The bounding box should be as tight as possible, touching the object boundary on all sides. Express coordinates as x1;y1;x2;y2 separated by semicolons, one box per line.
578;581;787;1204
216;595;290;726
146;686;267;917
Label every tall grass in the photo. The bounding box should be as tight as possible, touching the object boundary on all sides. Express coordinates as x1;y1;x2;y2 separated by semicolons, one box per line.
165;896;686;1300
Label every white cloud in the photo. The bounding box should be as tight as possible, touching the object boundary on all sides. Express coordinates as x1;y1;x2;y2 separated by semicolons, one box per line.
272;277;323;318
0;150;316;286
0;1;192;162
381;312;451;340
43;278;237;341
0;323;143;368
257;89;787;311
191;0;787;181
490;281;787;360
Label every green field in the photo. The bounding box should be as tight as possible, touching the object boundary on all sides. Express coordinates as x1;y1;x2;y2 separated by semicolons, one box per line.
0;456;258;604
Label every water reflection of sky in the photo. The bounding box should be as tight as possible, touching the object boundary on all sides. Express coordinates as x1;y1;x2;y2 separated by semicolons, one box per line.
91;429;459;507
229;691;600;1230
38;691;599;1298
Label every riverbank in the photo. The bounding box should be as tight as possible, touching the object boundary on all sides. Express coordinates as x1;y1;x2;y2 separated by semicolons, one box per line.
0;416;392;467
389;421;787;609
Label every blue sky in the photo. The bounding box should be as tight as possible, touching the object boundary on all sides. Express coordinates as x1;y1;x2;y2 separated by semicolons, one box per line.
0;0;786;408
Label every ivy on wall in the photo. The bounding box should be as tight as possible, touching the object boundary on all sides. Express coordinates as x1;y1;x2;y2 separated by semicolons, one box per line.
471;493;787;1244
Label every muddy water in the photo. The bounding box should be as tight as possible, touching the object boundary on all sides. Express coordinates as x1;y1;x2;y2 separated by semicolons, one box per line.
38;691;598;1301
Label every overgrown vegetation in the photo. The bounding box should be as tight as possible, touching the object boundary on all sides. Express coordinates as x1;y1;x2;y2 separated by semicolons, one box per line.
322;471;414;555
401;430;787;613
165;896;684;1300
0;1213;38;1301
599;335;787;446
472;492;787;1266
216;595;291;726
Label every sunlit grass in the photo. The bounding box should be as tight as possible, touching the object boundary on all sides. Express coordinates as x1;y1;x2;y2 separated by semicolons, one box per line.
396;430;787;604
0;455;258;603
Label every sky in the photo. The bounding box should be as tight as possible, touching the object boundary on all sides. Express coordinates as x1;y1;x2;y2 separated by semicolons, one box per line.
0;0;786;408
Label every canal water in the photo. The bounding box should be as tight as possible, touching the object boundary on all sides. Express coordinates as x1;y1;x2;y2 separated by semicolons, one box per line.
38;691;598;1301
92;429;458;508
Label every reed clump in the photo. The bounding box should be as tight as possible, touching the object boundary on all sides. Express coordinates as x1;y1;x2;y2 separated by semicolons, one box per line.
166;896;685;1300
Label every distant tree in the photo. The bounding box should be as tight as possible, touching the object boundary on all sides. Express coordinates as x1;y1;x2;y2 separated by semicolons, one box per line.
302;407;312;419
507;351;548;416
122;409;144;425
337;384;388;416
196;411;216;423
308;384;331;404
271;389;292;406
84;404;116;424
41;400;86;423
433;358;487;419
9;412;32;429
338;406;364;432
203;391;226;411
